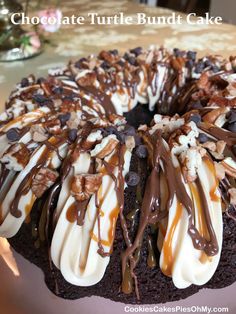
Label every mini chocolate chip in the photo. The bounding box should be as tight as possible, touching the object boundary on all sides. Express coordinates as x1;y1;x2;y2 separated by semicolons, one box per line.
125;171;140;186
109;49;118;55
58;112;71;126
127;56;137;66
227;122;236;132
37;77;46;84
124;125;136;136
123;52;129;60
106;126;117;135
211;65;220;73
134;134;142;146
136;145;148;158
32;94;48;104
130;47;142;56
190;100;203;110
21;78;29;88
197;133;209;143
68;129;77;142
6;128;20;142
185;60;194;69
116;132;125;143
173;48;181;57
189;114;201;125
187;51;196;61
117;60;125;67
53;86;63;94
100;61;110;69
195;61;205;74
204;59;212;67
228;111;236;124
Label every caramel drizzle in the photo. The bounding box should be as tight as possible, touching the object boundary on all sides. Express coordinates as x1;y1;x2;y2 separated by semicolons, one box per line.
161;201;183;276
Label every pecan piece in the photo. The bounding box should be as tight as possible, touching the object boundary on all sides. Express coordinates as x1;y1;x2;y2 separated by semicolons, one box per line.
77;71;96;87
71;173;102;201
32;167;59;198
1;143;30;171
30;124;48;142
90;135;119;159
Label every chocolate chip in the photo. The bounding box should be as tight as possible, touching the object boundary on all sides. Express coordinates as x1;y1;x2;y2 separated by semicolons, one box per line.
130;47;142;56
32;94;48;104
173;48;181;57
6;128;20;142
117;60;125;67
227;111;236;124
211;65;220;73
21;78;29;88
68;129;77;142
125;171;140;186
127;56;137;66
204;59;212;67
100;61;110;69
187;51;196;61
136;145;148;158
106;126;117;135
37;77;46;84
227;122;236;132
58;112;71;126
124;125;136;136
53;86;63;94
109;49;118;55
189;114;201;125
190;100;203;110
185;60;194;69
197;133;209;143
195;61;205;74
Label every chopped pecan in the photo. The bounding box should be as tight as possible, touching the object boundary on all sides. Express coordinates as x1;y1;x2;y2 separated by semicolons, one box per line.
80;130;103;150
214;162;225;181
1;143;30;171
77;71;96;87
202;141;216;152
202;107;229;124
125;136;135;152
108;113;126;126
90;135;119;159
30;124;48;142
99;50;117;63
32;167;59;198
220;157;236;178
44;118;61;135
216;140;226;155
71;173;102;201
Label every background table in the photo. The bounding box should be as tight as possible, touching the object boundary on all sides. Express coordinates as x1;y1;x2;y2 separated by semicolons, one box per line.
0;1;236;313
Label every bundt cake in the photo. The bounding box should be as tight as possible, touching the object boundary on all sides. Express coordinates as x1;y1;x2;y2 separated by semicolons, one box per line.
0;46;236;304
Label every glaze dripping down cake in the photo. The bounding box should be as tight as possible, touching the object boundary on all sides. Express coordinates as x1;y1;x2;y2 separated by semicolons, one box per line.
0;46;236;304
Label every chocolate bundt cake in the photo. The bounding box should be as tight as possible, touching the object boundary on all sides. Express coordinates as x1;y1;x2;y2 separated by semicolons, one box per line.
1;46;236;304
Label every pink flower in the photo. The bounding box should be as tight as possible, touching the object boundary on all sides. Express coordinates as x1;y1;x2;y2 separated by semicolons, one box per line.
28;32;41;49
38;9;62;33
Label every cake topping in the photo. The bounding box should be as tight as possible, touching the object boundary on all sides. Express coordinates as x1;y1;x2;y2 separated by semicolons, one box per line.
71;173;102;202
32;167;59;198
